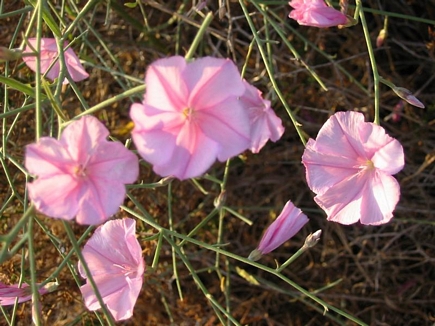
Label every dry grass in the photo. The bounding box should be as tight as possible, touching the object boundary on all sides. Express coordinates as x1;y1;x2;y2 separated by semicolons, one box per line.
1;0;435;325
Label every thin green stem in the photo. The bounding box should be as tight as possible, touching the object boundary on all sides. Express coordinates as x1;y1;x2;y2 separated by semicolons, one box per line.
27;214;41;325
184;11;214;60
167;183;183;301
164;234;242;326
63;0;99;37
239;0;307;145
276;246;307;273
356;0;380;125
72;84;145;120
178;208;219;247
34;0;44;140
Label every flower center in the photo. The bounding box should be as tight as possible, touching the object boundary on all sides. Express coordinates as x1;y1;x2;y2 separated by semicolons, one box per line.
365;159;375;170
182;106;196;121
73;164;88;178
113;263;136;277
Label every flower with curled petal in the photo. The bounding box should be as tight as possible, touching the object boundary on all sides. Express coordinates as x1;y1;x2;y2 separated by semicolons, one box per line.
22;38;88;84
78;218;145;321
302;111;404;225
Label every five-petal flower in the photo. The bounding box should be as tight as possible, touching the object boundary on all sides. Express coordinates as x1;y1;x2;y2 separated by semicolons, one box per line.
130;56;251;180
25;115;139;225
302;111;404;225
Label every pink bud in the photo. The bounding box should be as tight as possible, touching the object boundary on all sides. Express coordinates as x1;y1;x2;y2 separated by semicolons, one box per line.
0;281;56;306
376;29;387;48
392;87;425;108
248;200;309;261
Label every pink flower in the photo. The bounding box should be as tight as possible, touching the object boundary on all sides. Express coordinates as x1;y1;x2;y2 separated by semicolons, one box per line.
240;81;285;153
25;115;139;225
248;200;309;261
78;218;145;321
22;38;89;84
302;111;405;225
130;56;251;180
288;0;348;28
0;281;55;306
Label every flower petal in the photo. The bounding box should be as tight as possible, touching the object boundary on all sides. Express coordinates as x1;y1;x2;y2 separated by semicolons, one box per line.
144;56;188;112
64;47;89;83
87;142;139;184
198;97;251;161
186;57;246;108
302;139;360;195
25;138;73;176
27;174;80;219
61;116;109;162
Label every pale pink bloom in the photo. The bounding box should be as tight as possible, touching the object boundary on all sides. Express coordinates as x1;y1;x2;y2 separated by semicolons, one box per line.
248;200;309;261
240;81;284;153
22;38;89;84
25;115;139;225
0;282;51;306
78;218;145;321
302;111;405;225
288;0;348;28
130;56;251;180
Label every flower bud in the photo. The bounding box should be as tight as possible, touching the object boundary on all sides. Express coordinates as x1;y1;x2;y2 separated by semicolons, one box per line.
376;29;387;48
248;200;309;260
392;87;425;108
304;229;322;248
0;47;22;62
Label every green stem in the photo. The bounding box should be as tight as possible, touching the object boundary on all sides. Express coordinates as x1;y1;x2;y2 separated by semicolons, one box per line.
356;0;380;125
276;246;307;273
34;0;44;140
239;0;307;145
63;0;99;37
167;183;183;301
0;205;32;263
164;234;242;326
184;11;214;60
71;84;145;120
27;214;41;325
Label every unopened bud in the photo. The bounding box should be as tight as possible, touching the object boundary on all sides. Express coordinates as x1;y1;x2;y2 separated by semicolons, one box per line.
157;176;174;186
42;281;59;293
392;87;425;108
376;29;387;48
304;229;322;248
0;47;22;62
213;190;227;209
